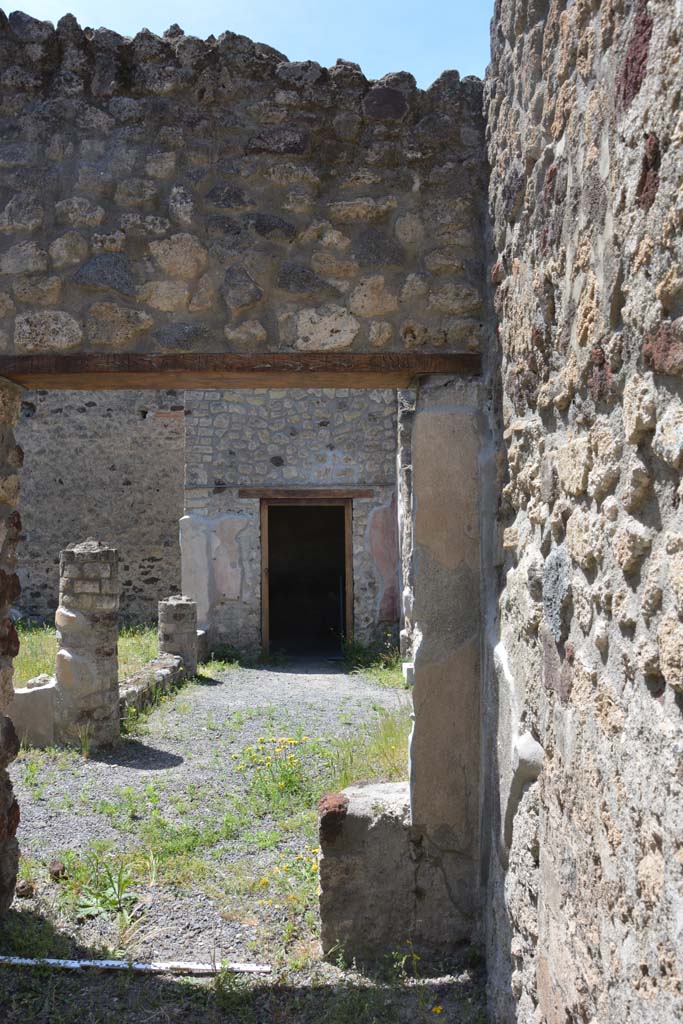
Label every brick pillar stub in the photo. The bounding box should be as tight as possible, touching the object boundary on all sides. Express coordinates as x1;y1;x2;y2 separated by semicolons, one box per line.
158;594;198;676
54;539;120;749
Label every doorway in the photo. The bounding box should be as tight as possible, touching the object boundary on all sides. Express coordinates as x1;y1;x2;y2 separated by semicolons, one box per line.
261;499;353;655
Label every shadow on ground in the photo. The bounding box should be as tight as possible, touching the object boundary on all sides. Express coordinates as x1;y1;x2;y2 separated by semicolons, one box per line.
89;741;184;771
0;907;487;1024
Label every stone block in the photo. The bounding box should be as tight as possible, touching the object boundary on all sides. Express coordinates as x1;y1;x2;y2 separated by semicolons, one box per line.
319;783;415;960
149;233;208;279
7;677;56;748
294;304;360;350
73;254;135;297
14;311;83;353
319;782;474;961
0;241;48;275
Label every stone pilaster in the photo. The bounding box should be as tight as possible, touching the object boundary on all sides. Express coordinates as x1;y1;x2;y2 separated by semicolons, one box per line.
0;381;23;915
158;595;198;676
409;375;482;940
54;540;120;750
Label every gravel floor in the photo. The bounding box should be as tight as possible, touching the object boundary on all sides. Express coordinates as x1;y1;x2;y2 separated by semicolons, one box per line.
1;659;487;1023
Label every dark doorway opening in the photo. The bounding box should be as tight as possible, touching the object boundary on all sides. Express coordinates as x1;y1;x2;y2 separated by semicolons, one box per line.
267;504;347;655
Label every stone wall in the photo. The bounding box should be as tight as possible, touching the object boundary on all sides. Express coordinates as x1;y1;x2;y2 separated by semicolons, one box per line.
15;390;184;622
182;387;399;649
0;10;487;361
0;382;22;914
486;1;683;1021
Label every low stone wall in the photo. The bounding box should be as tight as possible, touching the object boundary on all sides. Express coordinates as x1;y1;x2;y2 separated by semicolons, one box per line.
9;588;198;747
119;652;185;715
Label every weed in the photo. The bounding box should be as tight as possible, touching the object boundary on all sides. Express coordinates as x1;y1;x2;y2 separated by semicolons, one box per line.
21;754;42;792
78;722;93;759
343;636;405;689
120;703;141;736
212;965;255;1019
58;853;137;920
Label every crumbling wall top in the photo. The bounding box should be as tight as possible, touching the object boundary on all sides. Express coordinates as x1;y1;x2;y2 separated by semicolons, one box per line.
0;9;488;360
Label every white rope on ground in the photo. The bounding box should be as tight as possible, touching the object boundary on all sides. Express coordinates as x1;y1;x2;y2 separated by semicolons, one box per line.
0;956;271;975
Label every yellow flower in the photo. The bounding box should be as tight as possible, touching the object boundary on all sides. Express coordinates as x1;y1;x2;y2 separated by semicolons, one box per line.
431;1008;443;1015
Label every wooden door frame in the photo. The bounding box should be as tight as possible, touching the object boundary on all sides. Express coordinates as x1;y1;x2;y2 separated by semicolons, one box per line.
260;497;354;655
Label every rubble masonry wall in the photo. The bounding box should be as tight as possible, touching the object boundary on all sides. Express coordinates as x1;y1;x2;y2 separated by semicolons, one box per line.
485;1;683;1020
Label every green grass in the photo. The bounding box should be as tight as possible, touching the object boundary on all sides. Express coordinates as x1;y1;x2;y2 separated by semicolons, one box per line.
343;638;405;689
325;704;412;789
117;625;158;679
14;623;56;686
14;623;159;686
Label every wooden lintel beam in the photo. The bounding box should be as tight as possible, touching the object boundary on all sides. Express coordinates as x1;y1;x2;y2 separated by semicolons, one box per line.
0;351;481;391
238;488;375;500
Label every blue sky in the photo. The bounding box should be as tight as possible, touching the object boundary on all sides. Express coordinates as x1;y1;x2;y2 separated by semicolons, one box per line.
13;1;494;87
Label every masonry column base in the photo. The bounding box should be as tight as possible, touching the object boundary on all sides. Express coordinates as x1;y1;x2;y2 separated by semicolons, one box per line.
318;782;476;962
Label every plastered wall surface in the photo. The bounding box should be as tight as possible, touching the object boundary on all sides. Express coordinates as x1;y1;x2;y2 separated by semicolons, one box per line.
486;0;683;1020
182;387;399;649
16;390;184;621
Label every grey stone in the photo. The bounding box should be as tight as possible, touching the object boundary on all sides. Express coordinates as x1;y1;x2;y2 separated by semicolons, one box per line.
542;546;572;642
243;213;296;240
221;265;263;314
0;242;48;275
205;185;254;210
73;254;135;297
8;11;54;41
276;60;324;86
245;126;310;155
54;540;120;750
14;311;82;353
153;322;210;351
362;86;409;121
0;192;44;233
354;227;405;267
275;261;329;294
